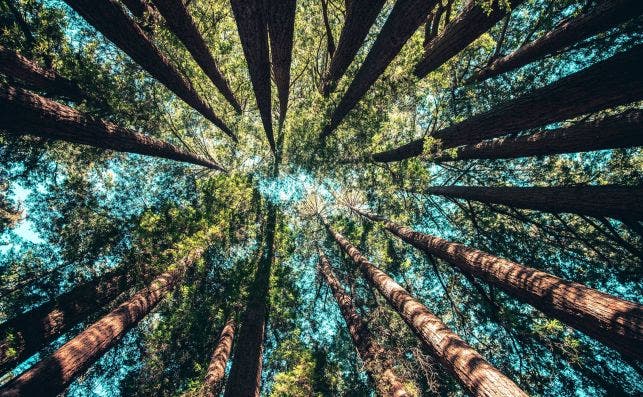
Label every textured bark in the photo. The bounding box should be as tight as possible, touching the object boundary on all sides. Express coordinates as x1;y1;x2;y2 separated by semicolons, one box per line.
414;0;525;78
202;318;236;397
320;0;438;139
63;0;236;140
0;84;226;171
320;0;386;97
0;45;85;102
317;250;410;397
472;0;643;82
0;268;130;375
431;109;643;161
266;0;296;125
351;207;643;360
151;0;241;113
425;185;643;221
371;44;643;162
230;0;274;151
321;217;527;397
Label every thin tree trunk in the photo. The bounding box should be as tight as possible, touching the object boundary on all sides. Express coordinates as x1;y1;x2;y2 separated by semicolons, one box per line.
425;185;643;221
371;44;643;162
320;0;336;58
3;0;35;49
266;0;296;125
317;249;411;397
202;318;236;397
0;84;226;171
319;0;438;139
63;0;236;140
431;108;643;161
350;206;643;360
320;217;527;397
151;0;241;113
230;0;274;152
471;0;643;82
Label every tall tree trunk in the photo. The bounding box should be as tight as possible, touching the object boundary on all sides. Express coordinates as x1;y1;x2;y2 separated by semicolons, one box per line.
266;0;296;126
202;318;236;397
424;185;643;221
319;0;438;139
63;0;236;140
320;0;336;58
431;109;643;161
317;249;411;397
320;216;528;397
0;84;226;171
471;0;643;82
230;0;274;152
150;0;241;113
223;204;277;397
0;268;130;375
320;0;386;97
349;206;643;360
414;0;525;78
371;44;643;162
0;250;202;397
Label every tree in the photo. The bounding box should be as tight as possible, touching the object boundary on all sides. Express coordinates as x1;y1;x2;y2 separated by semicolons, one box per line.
202;318;236;397
267;0;296;125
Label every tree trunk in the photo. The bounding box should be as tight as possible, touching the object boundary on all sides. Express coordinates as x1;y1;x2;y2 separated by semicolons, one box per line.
350;207;643;360
425;185;643;221
371;44;643;162
266;0;296;126
202;318;236;397
414;0;525;78
230;0;274;152
3;0;35;49
151;0;241;113
471;0;643;82
320;0;386;97
431;108;643;161
319;0;438;139
120;0;158;21
317;249;411;397
320;0;336;58
320;217;528;397
0;84;226;171
63;0;236;140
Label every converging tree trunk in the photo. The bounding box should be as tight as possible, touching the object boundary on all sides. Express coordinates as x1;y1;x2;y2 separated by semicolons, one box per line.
202;318;236;397
266;0;296;125
320;216;528;397
320;0;336;58
319;0;438;139
349;206;643;360
471;0;643;82
0;84;226;171
317;249;411;397
63;0;236;140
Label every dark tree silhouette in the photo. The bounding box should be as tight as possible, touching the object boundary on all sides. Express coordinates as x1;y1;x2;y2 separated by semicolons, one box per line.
267;0;296;125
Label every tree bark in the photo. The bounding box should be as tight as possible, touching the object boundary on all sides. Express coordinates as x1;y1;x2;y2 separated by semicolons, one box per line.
350;207;643;360
320;0;336;58
320;217;528;397
151;0;241;113
414;0;525;78
63;0;236;140
230;0;274;152
202;318;236;397
320;0;438;139
426;185;643;221
266;0;296;126
317;249;411;397
371;44;643;162
0;84;226;171
471;0;643;82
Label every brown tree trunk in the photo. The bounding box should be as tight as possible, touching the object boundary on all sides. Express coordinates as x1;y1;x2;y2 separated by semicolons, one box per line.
266;0;296;126
320;217;527;397
471;0;643;82
0;84;226;171
230;0;274;152
414;0;525;78
350;207;643;360
371;44;643;162
151;0;241;113
425;185;643;221
319;0;438;139
320;0;386;97
431;108;643;161
63;0;236;140
202;318;236;397
317;249;411;397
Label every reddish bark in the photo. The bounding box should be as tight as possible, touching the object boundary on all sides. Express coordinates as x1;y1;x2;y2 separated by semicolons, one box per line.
202;318;236;397
266;0;296;125
0;84;226;171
